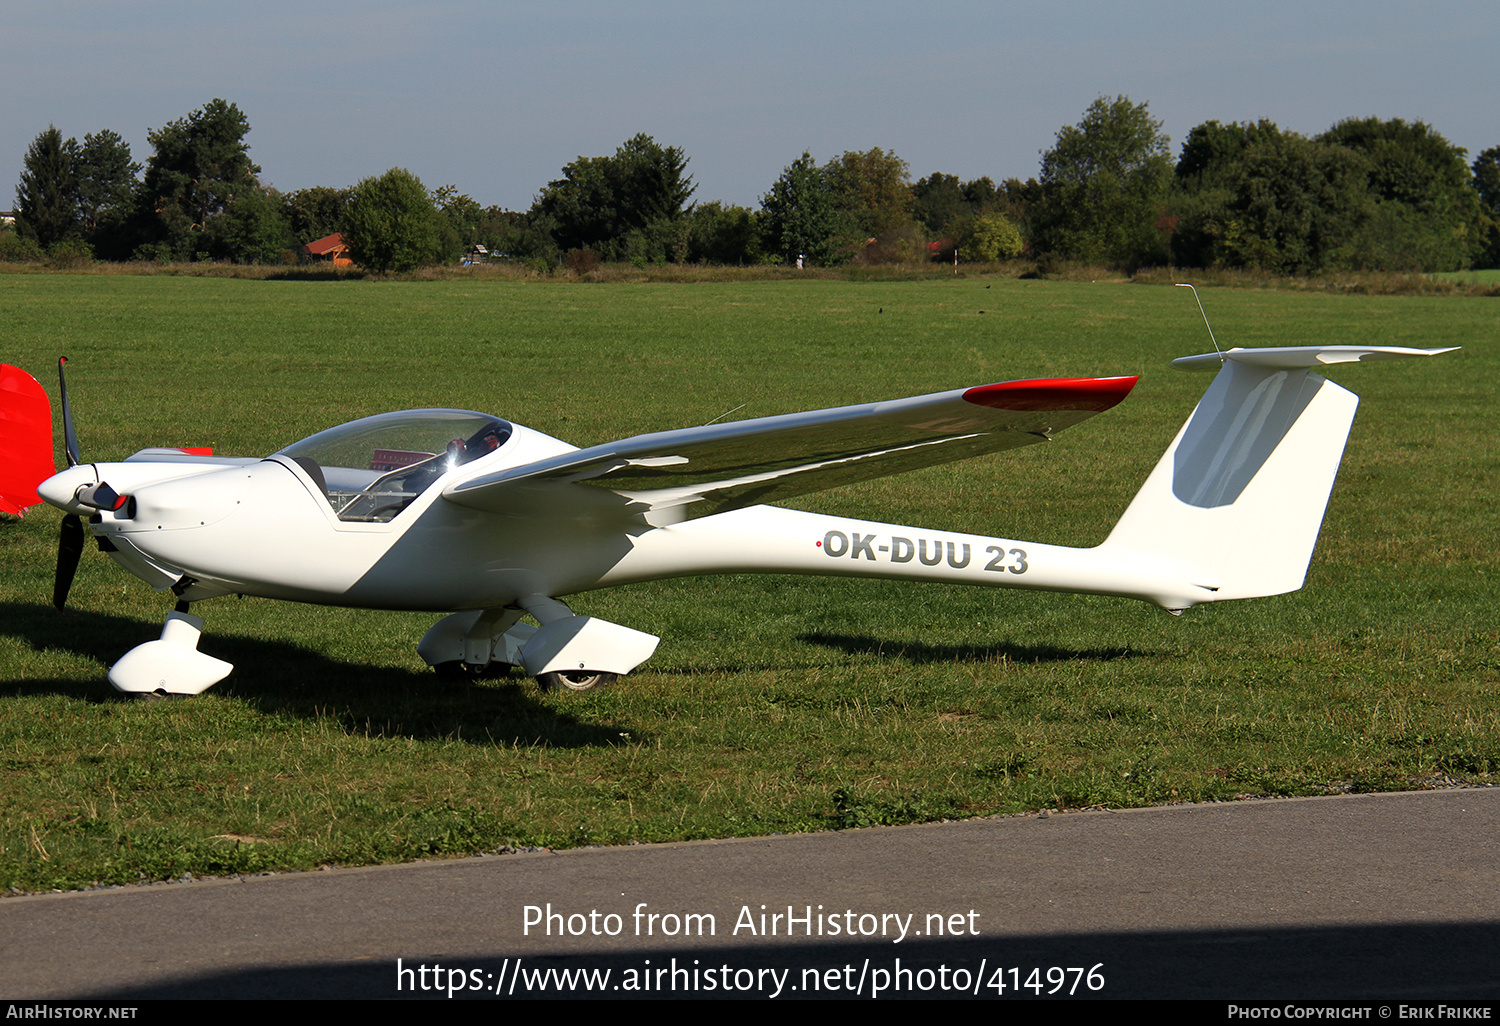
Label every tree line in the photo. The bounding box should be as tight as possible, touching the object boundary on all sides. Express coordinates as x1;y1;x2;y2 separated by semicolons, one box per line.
9;96;1500;273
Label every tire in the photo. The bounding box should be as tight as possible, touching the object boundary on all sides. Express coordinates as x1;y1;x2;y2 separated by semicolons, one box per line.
536;670;618;692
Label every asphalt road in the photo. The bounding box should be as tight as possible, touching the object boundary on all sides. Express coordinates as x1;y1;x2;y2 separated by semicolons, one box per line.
2;788;1498;1000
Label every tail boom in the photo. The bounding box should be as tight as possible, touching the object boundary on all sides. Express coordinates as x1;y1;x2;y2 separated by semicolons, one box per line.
597;505;1218;611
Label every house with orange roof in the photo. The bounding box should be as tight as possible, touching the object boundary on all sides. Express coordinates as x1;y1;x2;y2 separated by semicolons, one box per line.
300;232;353;267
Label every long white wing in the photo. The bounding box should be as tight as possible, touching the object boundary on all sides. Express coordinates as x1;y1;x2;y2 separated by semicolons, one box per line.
442;376;1136;523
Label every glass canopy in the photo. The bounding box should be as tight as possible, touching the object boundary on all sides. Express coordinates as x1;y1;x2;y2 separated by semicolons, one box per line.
277;409;512;522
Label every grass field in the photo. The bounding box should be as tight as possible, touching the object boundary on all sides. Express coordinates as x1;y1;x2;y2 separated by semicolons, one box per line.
1;274;1495;892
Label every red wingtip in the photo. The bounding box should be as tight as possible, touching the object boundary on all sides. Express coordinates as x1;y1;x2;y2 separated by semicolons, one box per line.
961;376;1138;413
0;365;57;516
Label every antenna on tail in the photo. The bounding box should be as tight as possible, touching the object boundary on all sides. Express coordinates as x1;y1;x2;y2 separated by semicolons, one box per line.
1174;283;1223;363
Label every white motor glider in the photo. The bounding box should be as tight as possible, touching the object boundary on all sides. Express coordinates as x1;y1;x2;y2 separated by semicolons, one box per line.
1;342;1452;697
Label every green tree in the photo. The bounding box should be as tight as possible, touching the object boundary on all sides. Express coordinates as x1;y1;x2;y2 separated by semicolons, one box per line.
279;186;350;245
1475;147;1500;212
612;134;694;227
680;201;760;264
758;153;852;265
342;168;440;272
73;130;140;259
826;147;913;240
1173;118;1483;273
911;173;968;236
998;177;1042;237
137;99;261;258
477;206;554;263
962;177;1001;211
958;212;1024;262
912;174;1020;259
1170;125;1372;273
434;185;484;263
1031;96;1173;267
208;185;295;264
533;134;695;260
14;126;79;248
74;131;138;233
1174;119;1286;187
824;147;927;262
1473;146;1500;268
1318;117;1481;271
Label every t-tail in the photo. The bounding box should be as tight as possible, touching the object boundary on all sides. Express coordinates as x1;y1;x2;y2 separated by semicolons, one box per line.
1098;345;1457;606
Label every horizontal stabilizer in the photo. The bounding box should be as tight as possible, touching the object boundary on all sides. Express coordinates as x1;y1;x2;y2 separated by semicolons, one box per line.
1173;345;1460;371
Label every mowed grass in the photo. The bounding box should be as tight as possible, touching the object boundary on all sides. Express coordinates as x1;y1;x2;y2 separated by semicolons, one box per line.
0;274;1495;892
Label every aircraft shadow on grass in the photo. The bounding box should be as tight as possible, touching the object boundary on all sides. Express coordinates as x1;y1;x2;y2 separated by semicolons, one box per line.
0;600;638;749
1;596;1143;714
797;631;1149;667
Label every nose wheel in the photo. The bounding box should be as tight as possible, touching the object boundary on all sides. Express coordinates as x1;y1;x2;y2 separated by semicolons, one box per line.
108;608;233;696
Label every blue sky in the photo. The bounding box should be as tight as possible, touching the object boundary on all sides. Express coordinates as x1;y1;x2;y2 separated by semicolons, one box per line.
6;1;1498;211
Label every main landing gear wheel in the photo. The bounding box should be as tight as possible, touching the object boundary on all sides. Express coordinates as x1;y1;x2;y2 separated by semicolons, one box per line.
536;670;618;692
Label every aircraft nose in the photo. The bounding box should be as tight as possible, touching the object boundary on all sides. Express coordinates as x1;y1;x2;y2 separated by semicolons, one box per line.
37;464;98;513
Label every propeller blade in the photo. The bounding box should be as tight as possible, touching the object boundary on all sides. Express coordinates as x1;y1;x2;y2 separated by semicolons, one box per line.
54;513;84;611
57;357;80;469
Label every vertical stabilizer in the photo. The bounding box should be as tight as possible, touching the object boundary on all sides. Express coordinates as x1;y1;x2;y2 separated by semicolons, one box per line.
1101;346;1454;604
